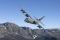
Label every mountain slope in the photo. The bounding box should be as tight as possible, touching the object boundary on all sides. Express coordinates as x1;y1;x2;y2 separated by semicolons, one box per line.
0;22;60;40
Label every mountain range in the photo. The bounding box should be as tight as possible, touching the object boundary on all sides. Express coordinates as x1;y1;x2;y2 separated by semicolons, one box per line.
0;22;60;40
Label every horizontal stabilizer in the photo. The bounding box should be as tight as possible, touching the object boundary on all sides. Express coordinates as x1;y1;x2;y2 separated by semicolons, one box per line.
39;16;45;21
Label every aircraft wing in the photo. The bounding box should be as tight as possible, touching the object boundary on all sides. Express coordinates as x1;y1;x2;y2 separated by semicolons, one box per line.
21;9;32;18
21;9;27;13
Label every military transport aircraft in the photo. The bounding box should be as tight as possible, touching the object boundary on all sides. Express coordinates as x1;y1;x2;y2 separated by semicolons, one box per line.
20;9;45;29
20;9;56;40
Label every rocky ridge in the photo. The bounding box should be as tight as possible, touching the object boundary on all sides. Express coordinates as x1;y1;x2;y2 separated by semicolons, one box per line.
0;22;60;40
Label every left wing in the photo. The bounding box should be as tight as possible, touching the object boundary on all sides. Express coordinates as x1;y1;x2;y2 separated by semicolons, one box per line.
21;9;32;18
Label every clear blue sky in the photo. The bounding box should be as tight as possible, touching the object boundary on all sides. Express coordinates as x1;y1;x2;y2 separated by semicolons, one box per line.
0;0;60;29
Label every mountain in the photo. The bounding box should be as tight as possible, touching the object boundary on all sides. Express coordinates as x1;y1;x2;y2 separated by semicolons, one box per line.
0;22;60;40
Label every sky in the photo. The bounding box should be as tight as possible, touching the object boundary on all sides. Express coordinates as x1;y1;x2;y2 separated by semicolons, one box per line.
0;0;60;29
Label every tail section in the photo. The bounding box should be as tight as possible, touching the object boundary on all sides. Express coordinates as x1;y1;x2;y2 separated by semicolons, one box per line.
39;16;45;21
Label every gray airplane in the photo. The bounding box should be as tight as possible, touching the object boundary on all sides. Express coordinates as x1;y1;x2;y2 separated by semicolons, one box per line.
20;9;45;29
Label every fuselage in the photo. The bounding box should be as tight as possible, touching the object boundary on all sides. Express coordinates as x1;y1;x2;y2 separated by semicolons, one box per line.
24;18;38;25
